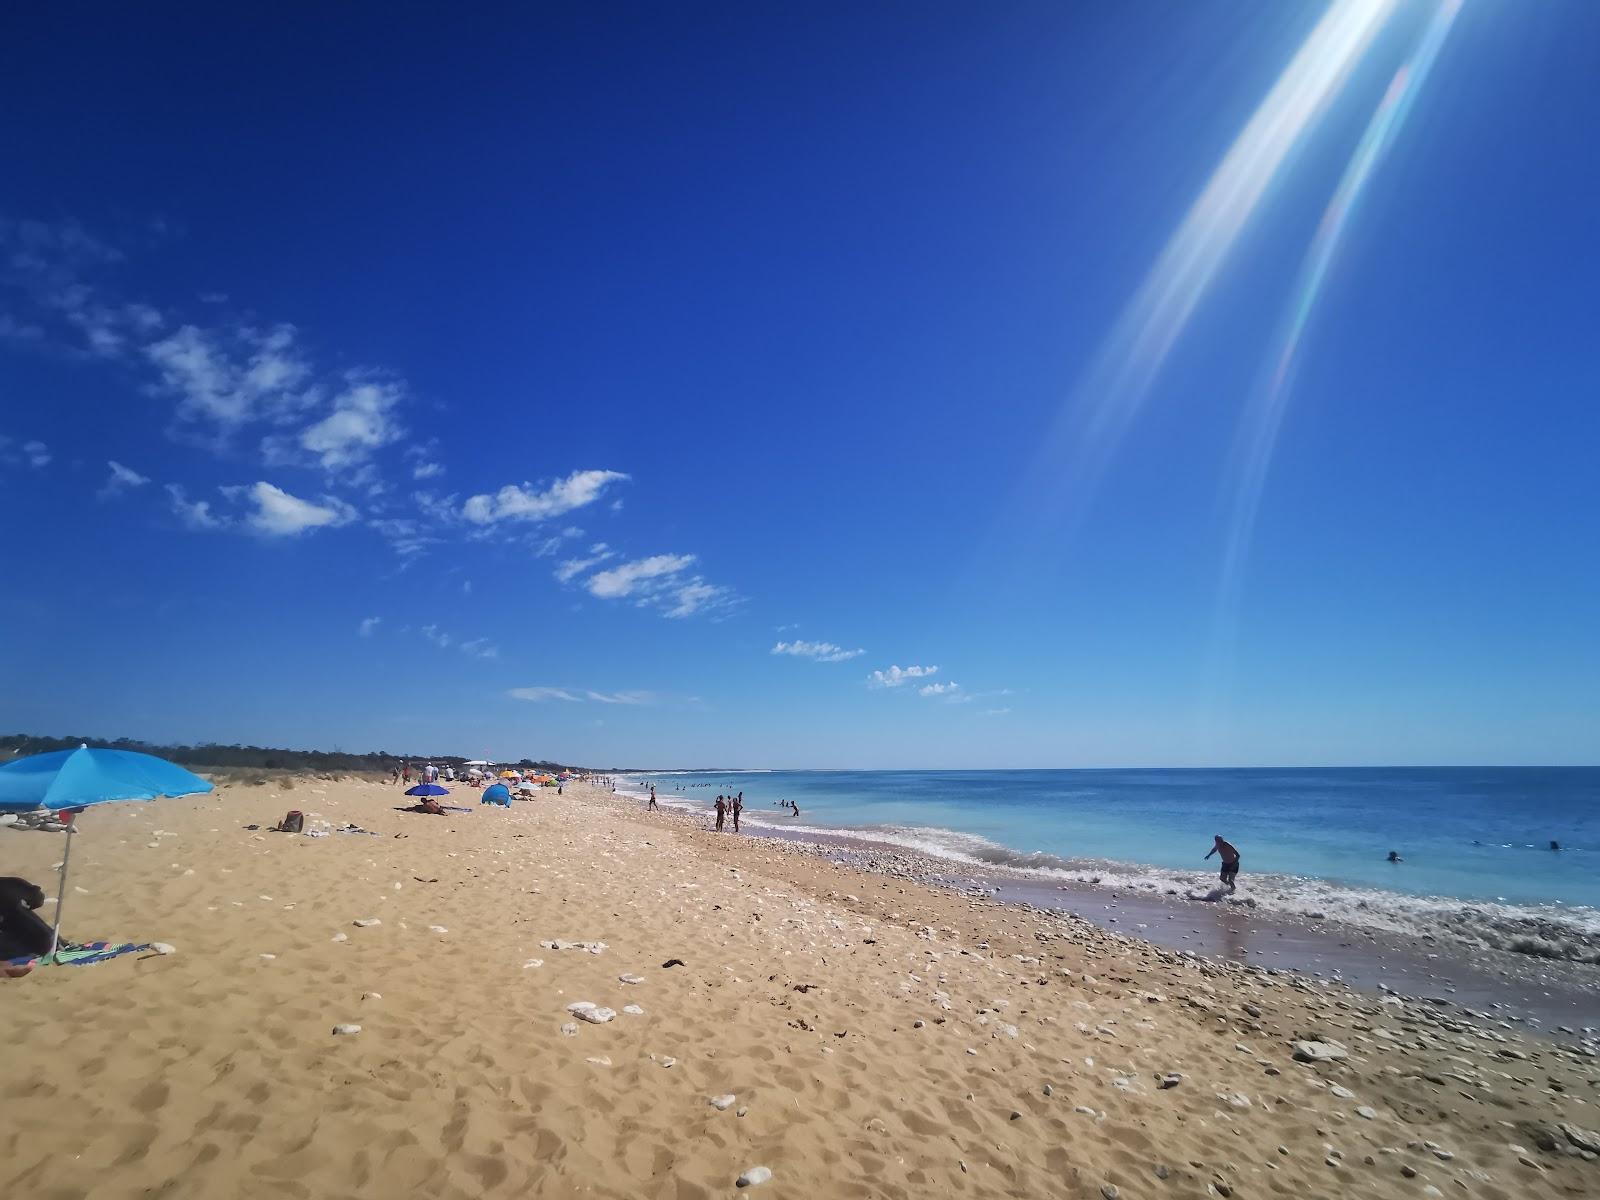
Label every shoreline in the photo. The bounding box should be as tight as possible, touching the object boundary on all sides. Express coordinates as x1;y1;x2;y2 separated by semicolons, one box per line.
613;785;1600;1037
623;781;1600;1019
5;774;1598;1199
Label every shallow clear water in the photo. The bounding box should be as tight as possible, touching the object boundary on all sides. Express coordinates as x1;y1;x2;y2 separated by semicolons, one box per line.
620;767;1600;958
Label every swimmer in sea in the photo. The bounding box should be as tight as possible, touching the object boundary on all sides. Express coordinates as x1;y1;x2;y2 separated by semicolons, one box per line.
1387;850;1402;863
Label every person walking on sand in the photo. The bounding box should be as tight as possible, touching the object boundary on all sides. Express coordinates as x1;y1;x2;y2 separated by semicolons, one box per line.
648;788;658;811
714;795;727;832
1205;834;1241;892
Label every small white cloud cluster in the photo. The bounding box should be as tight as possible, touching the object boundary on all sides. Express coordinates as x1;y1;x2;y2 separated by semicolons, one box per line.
867;664;937;688
772;640;864;662
100;459;150;498
161;479;354;537
554;547;735;621
463;470;628;525
1;435;52;469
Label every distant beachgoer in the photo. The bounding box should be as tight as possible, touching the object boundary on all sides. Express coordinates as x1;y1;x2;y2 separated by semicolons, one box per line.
731;795;742;833
714;796;727;832
1205;835;1241;892
648;790;658;811
1387;850;1402;863
402;764;413;785
1550;840;1561;850
790;800;800;817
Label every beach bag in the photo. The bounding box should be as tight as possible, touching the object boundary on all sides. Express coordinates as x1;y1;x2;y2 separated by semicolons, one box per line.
277;810;305;833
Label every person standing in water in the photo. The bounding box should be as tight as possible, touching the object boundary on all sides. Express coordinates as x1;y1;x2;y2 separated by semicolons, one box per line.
1205;834;1241;892
714;795;727;832
731;794;742;833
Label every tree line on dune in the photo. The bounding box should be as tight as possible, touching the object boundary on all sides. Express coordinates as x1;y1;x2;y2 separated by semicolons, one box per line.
0;733;583;777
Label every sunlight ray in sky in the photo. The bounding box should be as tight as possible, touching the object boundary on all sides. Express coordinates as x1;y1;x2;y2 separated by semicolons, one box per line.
1044;0;1401;521
1210;0;1464;686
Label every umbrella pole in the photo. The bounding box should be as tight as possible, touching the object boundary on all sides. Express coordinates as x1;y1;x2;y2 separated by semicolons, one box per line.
47;818;76;964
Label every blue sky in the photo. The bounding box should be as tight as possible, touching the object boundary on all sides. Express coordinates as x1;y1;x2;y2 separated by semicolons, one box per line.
2;1;1596;768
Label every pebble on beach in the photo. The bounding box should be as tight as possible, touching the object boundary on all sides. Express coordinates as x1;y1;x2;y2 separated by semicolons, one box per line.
736;1166;772;1188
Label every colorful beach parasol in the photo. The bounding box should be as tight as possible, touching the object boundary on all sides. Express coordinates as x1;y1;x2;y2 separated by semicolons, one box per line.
0;745;214;961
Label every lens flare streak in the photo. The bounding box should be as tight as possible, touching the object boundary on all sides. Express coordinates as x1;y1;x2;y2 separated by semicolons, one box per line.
1216;0;1464;634
1062;0;1400;494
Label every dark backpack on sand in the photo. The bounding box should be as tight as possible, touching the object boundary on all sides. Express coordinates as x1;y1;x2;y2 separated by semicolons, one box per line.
277;810;305;833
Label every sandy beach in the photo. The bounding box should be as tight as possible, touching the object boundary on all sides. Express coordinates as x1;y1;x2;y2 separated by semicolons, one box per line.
4;776;1597;1199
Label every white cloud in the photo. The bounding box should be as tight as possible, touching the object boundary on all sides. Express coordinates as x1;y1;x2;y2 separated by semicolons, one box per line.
295;375;405;469
98;460;149;498
412;461;444;480
569;548;735;618
245;481;356;537
462;469;628;525
982;707;1012;716
146;323;316;433
368;517;435;558
586;553;696;599
555;543;617;583
772;640;865;662
919;681;961;697
22;440;51;468
507;687;652;704
508;686;583;702
165;483;224;530
868;664;938;688
421;623;452;649
663;580;733;619
359;616;381;637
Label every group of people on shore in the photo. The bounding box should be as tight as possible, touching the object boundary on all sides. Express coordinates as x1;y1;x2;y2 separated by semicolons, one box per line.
636;781;801;832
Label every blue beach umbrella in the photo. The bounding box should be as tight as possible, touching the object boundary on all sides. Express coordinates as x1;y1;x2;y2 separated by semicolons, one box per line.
0;745;214;961
404;783;450;797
